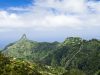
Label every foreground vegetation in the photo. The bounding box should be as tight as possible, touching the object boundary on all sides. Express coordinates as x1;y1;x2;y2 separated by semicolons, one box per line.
0;52;68;75
0;52;42;75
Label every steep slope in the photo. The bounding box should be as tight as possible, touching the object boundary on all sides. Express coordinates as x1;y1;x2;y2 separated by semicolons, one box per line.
42;37;82;65
42;37;100;75
3;34;38;59
2;34;59;62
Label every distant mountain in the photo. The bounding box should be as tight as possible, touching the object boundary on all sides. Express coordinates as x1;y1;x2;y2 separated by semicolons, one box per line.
2;35;100;75
2;34;59;62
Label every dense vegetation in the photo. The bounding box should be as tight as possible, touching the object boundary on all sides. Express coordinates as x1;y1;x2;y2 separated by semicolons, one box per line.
0;52;69;75
0;52;42;75
1;34;100;75
3;34;59;62
43;37;100;75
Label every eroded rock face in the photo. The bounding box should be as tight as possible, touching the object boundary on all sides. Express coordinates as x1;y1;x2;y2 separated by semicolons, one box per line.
20;34;27;40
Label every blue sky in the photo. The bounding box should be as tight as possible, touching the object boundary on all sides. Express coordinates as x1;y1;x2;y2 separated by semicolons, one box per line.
0;0;100;48
0;0;33;8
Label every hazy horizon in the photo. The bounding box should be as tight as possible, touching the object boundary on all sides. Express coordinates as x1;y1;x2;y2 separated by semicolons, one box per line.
1;33;100;48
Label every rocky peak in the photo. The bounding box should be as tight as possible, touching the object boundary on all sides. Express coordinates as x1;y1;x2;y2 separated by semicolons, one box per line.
19;34;28;41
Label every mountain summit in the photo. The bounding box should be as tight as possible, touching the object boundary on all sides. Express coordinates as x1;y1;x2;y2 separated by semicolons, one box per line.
21;34;27;39
19;34;27;41
3;34;36;59
3;35;59;61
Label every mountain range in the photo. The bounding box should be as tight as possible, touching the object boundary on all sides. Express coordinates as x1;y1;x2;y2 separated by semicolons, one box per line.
1;34;100;75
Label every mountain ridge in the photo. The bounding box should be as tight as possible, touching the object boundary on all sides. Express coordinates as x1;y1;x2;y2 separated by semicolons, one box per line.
1;35;100;75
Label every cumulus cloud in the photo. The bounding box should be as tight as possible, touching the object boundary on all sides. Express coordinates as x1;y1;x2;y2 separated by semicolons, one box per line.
0;11;24;28
87;1;100;13
0;0;100;32
34;0;87;14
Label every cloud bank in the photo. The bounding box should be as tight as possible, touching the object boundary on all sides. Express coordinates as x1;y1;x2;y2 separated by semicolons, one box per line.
0;0;100;42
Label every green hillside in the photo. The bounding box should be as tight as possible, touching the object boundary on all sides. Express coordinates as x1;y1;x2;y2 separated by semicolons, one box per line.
2;35;100;75
3;34;59;62
0;52;68;75
0;52;41;75
42;37;100;75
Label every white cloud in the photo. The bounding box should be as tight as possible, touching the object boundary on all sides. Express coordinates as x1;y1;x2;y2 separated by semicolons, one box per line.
8;7;30;11
34;0;87;14
0;0;100;32
0;11;24;28
87;1;100;13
